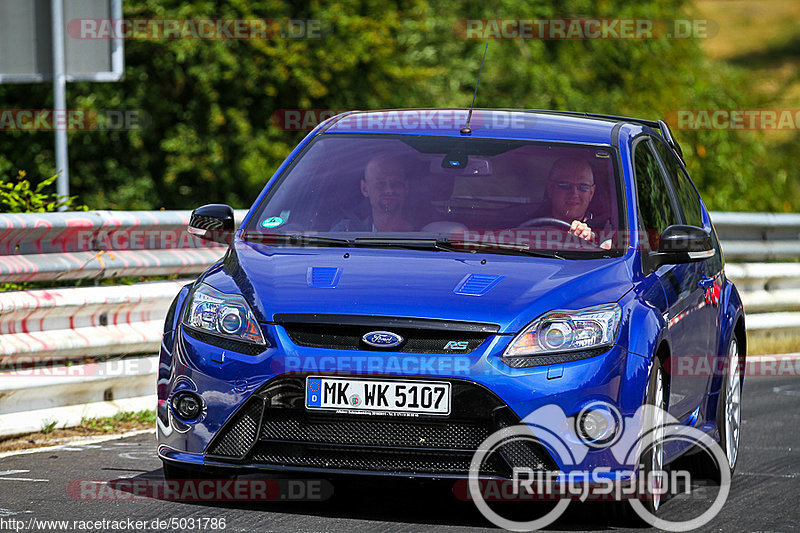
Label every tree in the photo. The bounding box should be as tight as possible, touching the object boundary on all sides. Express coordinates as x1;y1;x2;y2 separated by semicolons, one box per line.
0;0;790;211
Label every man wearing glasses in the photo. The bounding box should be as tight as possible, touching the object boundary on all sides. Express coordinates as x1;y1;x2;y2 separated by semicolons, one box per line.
544;158;611;249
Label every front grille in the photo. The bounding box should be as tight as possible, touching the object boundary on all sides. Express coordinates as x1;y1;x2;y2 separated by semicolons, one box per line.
273;314;499;354
284;324;488;353
206;376;557;477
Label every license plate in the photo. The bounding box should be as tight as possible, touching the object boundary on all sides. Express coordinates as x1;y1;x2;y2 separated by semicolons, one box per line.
305;376;451;415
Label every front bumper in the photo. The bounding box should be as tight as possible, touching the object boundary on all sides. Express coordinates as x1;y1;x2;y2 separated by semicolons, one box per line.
157;325;651;477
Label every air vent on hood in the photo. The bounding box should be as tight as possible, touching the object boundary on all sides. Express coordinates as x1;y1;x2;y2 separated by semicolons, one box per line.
454;274;504;296
307;266;342;288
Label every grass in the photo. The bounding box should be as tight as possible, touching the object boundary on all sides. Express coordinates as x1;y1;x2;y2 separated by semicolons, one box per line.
695;0;800;144
0;410;156;454
79;410;156;432
748;331;800;356
694;0;800;62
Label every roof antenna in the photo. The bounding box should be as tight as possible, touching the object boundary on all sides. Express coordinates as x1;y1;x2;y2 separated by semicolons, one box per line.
460;43;488;135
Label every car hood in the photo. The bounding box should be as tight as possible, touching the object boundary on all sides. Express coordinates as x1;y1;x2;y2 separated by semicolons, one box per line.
203;242;633;334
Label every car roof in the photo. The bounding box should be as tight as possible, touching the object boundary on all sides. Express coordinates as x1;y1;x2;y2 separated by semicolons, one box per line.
322;108;662;146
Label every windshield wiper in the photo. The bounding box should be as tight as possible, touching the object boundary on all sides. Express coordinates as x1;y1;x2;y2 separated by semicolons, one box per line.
449;240;566;259
353;238;459;252
354;237;565;259
262;234;354;247
247;234;567;258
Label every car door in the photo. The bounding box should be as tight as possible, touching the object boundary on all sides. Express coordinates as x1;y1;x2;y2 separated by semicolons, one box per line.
651;139;723;411
632;137;711;421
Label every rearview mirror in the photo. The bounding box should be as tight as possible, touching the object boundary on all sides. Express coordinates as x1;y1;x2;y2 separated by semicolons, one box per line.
651;225;714;266
188;204;234;244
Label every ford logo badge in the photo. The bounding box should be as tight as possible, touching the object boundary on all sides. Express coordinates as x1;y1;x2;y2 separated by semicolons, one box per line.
362;331;404;348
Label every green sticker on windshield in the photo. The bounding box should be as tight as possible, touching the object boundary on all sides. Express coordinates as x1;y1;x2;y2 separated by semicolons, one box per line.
261;216;284;228
595;151;610;159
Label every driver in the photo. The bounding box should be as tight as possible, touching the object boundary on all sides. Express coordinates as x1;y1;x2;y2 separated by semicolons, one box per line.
331;154;414;232
542;158;611;249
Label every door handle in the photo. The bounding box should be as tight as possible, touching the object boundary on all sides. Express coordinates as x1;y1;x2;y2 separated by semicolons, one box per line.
698;276;715;290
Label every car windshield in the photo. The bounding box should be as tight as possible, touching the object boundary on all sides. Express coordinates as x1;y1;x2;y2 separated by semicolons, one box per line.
243;134;625;257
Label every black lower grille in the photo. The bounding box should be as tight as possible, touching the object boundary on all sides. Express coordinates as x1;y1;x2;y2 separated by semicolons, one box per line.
260;410;488;450
207;376;557;477
207;399;263;459
249;444;508;476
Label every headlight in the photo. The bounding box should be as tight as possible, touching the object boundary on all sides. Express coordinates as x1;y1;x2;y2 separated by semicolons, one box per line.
503;303;621;357
182;283;266;345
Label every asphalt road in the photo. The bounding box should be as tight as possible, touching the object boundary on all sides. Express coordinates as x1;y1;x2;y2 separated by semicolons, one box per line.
0;375;798;533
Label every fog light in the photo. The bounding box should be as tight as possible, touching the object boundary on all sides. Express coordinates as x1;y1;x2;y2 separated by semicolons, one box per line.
576;404;619;447
172;391;203;421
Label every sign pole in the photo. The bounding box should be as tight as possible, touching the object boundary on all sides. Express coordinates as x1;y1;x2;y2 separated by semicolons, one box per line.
51;0;69;210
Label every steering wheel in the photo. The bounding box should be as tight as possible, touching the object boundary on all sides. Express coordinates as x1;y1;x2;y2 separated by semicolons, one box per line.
515;217;573;230
515;217;604;249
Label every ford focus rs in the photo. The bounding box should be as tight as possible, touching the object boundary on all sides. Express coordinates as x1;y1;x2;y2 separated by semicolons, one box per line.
157;109;745;516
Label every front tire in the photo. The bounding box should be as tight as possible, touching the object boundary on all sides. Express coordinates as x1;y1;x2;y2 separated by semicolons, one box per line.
718;335;743;476
637;356;669;516
605;355;668;526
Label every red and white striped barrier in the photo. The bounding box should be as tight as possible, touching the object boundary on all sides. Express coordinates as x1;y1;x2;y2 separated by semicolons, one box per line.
0;210;796;438
0;210;249;437
0;210;246;282
0;280;186;360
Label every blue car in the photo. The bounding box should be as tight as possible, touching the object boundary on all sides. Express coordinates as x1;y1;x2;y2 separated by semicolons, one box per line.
157;109;744;514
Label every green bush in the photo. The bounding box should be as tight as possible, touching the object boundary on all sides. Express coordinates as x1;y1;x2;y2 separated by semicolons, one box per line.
0;171;86;213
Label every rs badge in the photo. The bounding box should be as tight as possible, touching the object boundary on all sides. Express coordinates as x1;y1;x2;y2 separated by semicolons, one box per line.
444;341;469;350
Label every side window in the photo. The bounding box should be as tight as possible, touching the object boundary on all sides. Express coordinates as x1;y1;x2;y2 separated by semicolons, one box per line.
652;140;704;228
633;140;679;251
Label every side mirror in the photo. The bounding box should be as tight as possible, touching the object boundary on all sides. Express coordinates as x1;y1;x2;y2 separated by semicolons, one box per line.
188;204;235;244
651;225;714;266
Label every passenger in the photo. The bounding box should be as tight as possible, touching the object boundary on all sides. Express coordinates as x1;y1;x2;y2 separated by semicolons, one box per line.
331;154;414;232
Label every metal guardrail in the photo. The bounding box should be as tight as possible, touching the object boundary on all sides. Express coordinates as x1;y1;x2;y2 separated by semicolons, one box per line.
0;210;246;282
712;211;800;260
0;280;186;360
0;210;797;437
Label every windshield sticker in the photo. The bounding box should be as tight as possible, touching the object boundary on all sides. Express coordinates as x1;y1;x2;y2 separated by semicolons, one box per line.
261;216;285;228
595;151;610;159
